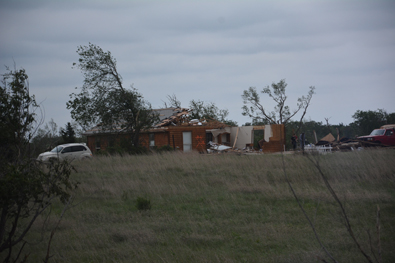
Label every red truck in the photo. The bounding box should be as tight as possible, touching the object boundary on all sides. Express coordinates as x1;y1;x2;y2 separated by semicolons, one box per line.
357;124;395;146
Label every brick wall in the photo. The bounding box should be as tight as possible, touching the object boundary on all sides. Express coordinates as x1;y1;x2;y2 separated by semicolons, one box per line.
87;133;130;154
168;126;214;152
87;126;215;154
259;124;286;153
139;131;169;149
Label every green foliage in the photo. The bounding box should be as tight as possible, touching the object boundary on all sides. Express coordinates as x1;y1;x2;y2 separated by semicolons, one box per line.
0;66;78;262
0;67;37;161
101;137;149;156
242;79;315;125
0;160;78;262
253;130;264;149
351;109;395;136
67;43;159;147
223;119;238;127
135;197;151;211
155;145;174;153
60;122;76;144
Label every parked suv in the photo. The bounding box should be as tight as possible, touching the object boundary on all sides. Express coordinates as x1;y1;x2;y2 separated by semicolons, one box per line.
357;125;395;146
37;143;92;162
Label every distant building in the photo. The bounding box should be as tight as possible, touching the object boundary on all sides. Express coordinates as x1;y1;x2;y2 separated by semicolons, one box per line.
82;108;285;154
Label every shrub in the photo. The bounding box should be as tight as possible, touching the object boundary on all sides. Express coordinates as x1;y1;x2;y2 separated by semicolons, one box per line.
135;197;151;211
156;145;174;153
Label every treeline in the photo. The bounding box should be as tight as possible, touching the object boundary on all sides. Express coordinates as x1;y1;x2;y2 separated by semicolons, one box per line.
30;107;394;154
5;43;395;155
30;119;82;157
283;109;395;149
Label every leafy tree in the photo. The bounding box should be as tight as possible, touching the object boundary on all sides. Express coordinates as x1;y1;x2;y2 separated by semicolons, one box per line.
351;109;394;136
285;120;322;148
242;79;315;128
0;66;77;262
388;112;395;124
0;67;36;162
60;122;76;144
67;43;158;147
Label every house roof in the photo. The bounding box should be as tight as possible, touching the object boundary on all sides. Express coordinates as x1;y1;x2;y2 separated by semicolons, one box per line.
82;108;229;135
153;108;190;127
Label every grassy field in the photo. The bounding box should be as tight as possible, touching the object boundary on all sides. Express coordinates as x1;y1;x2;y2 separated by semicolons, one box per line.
9;149;395;262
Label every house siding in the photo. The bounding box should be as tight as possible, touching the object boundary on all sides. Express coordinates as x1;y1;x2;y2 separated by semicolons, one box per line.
86;126;216;154
85;124;285;154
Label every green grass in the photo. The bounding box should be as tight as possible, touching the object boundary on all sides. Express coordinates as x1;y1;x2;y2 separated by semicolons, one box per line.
7;149;395;263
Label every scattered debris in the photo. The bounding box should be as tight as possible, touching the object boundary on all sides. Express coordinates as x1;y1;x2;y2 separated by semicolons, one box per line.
207;142;232;153
316;133;335;146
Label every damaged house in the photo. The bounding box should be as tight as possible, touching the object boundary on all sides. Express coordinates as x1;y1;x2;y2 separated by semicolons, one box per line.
83;108;285;154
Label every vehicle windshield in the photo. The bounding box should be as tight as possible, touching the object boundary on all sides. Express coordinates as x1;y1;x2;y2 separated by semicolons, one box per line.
370;129;385;136
50;146;63;153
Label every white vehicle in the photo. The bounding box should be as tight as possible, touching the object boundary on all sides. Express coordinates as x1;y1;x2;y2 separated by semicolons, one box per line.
37;143;92;162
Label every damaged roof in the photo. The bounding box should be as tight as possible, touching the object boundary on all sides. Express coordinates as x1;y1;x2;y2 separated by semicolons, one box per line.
83;107;229;135
153;108;190;127
153;108;229;128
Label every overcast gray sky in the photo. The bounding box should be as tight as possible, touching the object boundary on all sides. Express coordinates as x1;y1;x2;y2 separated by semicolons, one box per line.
1;0;394;129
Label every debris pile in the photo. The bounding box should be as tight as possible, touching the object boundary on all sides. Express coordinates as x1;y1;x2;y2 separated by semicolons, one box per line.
155;108;229;129
206;141;232;153
155;108;190;127
206;141;263;154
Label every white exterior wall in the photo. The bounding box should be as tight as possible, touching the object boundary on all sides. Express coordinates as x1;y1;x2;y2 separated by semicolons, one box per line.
230;126;254;149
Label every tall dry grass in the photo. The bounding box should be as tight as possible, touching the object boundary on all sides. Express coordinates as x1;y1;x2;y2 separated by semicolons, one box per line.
8;148;395;263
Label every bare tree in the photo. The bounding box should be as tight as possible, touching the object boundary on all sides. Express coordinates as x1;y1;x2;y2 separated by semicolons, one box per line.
242;79;315;130
164;94;182;108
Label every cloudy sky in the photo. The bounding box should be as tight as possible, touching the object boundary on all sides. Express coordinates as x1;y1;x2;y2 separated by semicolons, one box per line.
1;0;394;129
